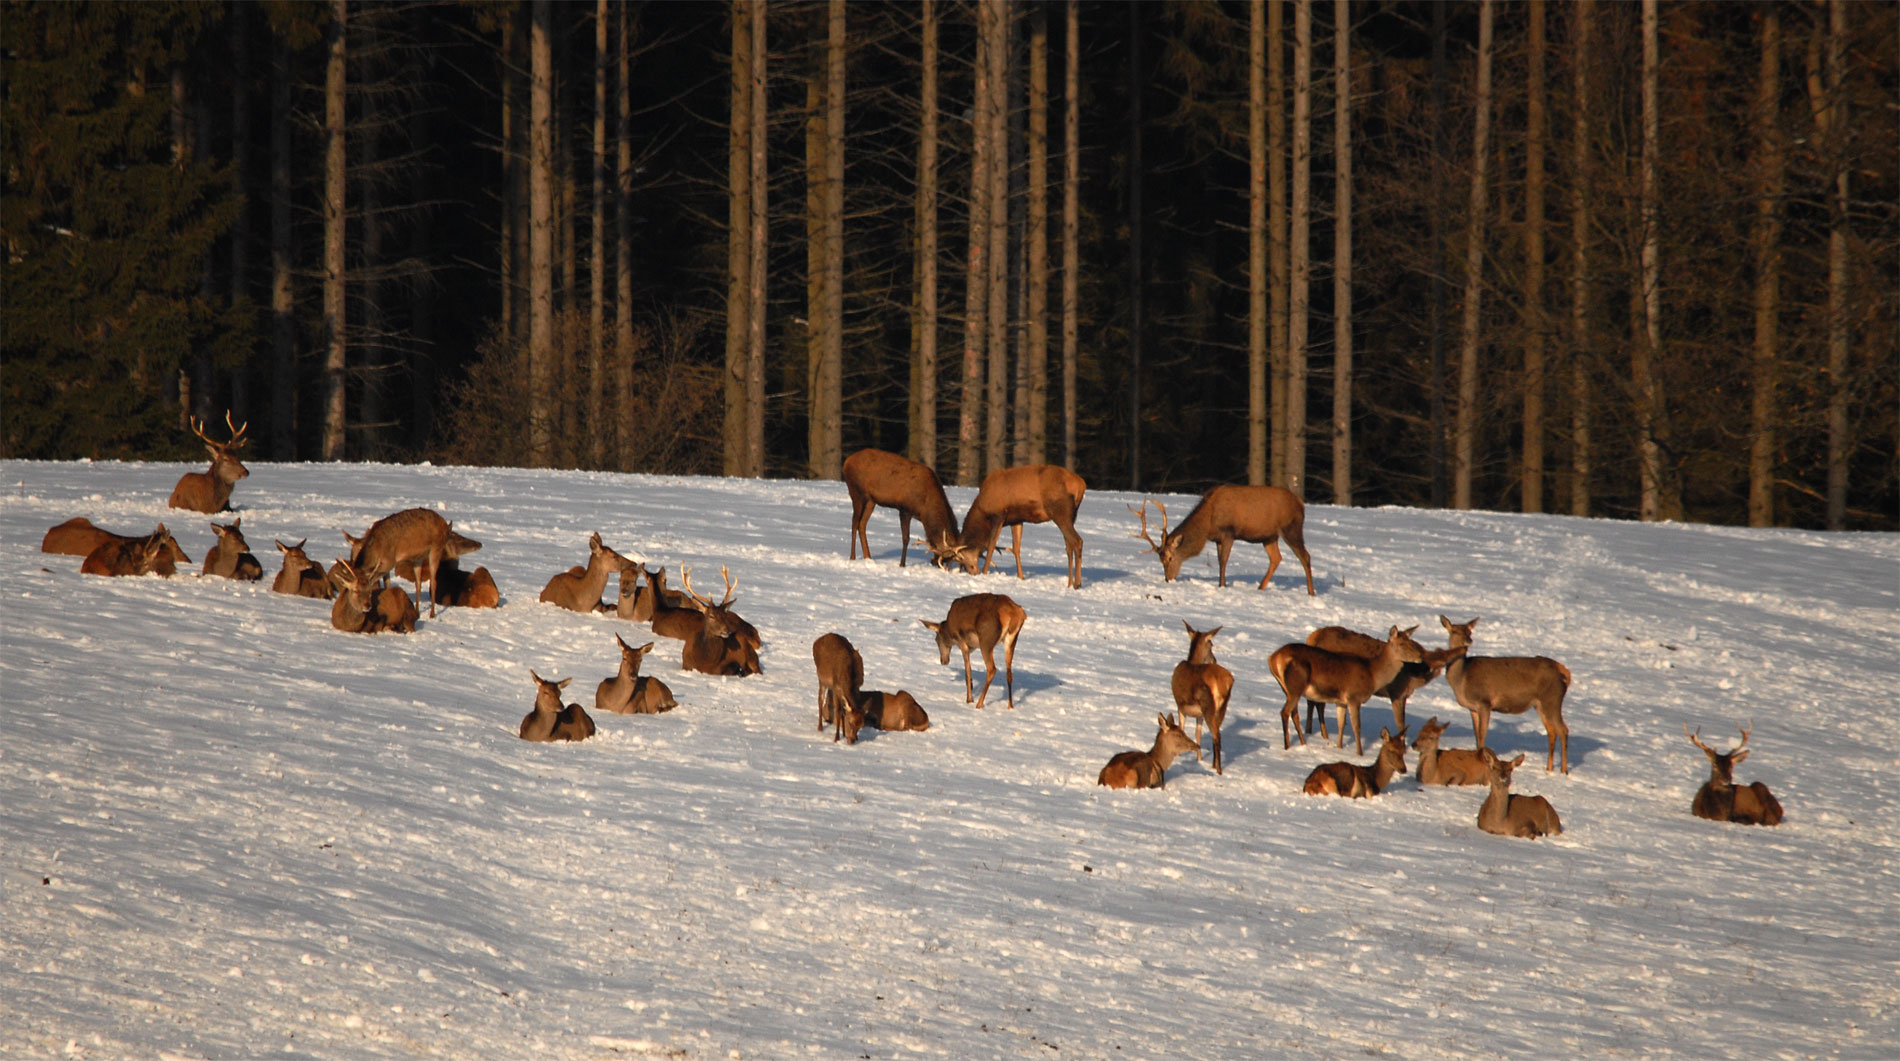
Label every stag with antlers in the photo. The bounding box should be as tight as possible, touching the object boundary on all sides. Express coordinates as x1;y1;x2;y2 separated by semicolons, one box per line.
1686;724;1784;826
168;412;251;514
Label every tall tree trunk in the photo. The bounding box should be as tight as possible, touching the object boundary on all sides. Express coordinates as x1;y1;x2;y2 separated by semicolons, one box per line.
1429;1;1448;506
1247;0;1267;486
725;1;752;477
500;10;517;343
1568;0;1594;517
745;0;767;477
529;0;554;467
1268;0;1287;487
1126;1;1145;489
984;0;1010;478
806;55;827;474
1821;0;1850;529
1061;0;1078;470
1286;0;1310;499
615;3;634;470
229;5;252;426
270;34;296;460
1748;6;1782;527
811;0;845;480
1635;0;1674;520
1024;4;1048;466
1522;0;1546;513
1453;0;1492;510
321;0;348;461
1331;0;1352;506
911;0;940;468
590;0;608;469
958;0;994;487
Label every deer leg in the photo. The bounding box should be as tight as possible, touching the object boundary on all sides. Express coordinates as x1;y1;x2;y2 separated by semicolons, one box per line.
1344;699;1365;755
1216;538;1234;587
973;645;998;710
1001;625;1019;708
1289;538;1316;595
961;645;977;704
1061;521;1083;588
1009;525;1025;579
1259;540;1283;591
1470;706;1491;752
898;512;914;566
1278;667;1308;749
1541;704;1570;774
1390;692;1409;735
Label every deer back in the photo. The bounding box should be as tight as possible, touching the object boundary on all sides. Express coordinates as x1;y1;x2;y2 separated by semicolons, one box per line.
860;690;929;732
80;537;165;577
350;508;452;580
957;464;1084;550
42;517;112;557
930;593;1026;657
844;448;961;543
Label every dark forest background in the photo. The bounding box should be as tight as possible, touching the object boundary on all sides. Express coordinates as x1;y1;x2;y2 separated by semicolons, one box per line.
4;0;1895;529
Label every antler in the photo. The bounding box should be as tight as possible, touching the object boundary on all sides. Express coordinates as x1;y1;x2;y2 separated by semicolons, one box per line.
1684;723;1718;757
223;410;250;449
1733;722;1752;754
1128;499;1169;554
718;564;738;607
189;411;251;449
679;565;710;609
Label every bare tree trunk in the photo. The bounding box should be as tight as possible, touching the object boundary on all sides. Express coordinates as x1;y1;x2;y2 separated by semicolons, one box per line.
1821;0;1850;529
1568;0;1593;517
811;0;845;480
984;0;1010;478
1331;0;1352;506
500;10;517;343
1061;0;1078;470
1286;0;1310;500
745;0;768;478
1126;0;1143;490
958;0;994;487
529;0;554;467
1453;0;1492;510
806;56;827;474
1429;2;1448;506
321;0;348;461
1248;0;1267;486
270;34;296;459
615;3;634;471
912;0;940;468
1635;0;1672;520
725;0;753;477
1024;4;1048;465
229;5;252;426
1522;0;1546;513
1268;0;1287;486
590;0;608;468
1749;6;1782;527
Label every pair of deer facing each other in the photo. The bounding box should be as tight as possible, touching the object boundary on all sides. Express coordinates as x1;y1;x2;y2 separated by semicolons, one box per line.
812;633;931;745
540;531;763;677
520;634;682;742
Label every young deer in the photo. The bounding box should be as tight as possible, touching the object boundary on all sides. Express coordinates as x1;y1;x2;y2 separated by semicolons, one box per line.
1098;713;1202;790
329;560;418;634
858;690;930;733
921;593;1026;709
947;464;1087;588
812;632;866;741
47;519;190;576
1130;484;1315;594
540;532;625;613
79;536;167;577
678;567;763;676
1171;622;1237;775
1440;616;1574;774
1476;749;1563;838
1303;625;1458;736
1302;725;1410;798
522;671;596;742
347;508;475;617
272;539;334;599
167;412;250;513
1412;716;1488;786
1269;626;1425;754
202;518;264;581
1686;724;1784;826
595;634;677;715
842;448;962;567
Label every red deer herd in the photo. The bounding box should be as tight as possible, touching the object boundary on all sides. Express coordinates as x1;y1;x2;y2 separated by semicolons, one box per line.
40;429;1786;833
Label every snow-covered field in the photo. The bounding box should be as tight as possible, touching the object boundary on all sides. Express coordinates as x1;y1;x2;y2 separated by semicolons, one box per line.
2;457;1896;1059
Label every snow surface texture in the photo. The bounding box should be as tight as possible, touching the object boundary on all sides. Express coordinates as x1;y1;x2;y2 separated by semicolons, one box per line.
2;459;1896;1060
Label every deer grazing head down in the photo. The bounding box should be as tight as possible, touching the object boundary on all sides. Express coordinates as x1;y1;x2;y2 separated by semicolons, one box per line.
1131;485;1315;594
1686;723;1784;826
168;412;251;514
842;448;963;569
921;593;1026;710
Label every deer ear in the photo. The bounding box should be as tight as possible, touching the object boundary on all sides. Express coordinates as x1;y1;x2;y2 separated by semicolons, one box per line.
920;619;938;632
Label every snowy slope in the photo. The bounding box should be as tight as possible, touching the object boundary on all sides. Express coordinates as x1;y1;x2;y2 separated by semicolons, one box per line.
2;458;1896;1060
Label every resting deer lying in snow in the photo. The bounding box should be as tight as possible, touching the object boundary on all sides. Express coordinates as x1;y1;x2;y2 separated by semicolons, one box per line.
80;536;168;578
272;539;334;599
521;671;596;742
329;560;418;634
1098;713;1201;790
202;518;264;581
858;690;930;733
595;635;676;715
1476;748;1563;838
44;519;190;576
1303;726;1410;798
1686;723;1783;826
1412;716;1488;786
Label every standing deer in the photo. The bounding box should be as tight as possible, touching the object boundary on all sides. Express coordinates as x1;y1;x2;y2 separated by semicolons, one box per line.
347;508;475;617
1304;625;1458;736
1686;724;1784;826
329;560;418;634
948;464;1087;588
79;536;167;577
677;567;763;676
595;635;677;715
167;412;250;513
1171;622;1237;775
539;531;624;613
272;539;334;599
1130;484;1315;594
842;448;963;567
521;671;596;742
1439;616;1574;774
1269;625;1425;754
1302;725;1410;798
1412;716;1488;786
921;593;1026;709
1098;713;1202;790
859;690;930;733
1476;749;1563;838
813;632;866;742
45;519;190;576
201;518;264;581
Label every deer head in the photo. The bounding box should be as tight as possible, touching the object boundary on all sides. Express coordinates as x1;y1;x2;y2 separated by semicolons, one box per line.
1686;723;1751;787
1129;499;1183;580
190;411;251;485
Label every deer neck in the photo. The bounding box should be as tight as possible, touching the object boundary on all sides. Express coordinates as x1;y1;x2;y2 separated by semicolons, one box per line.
1372;750;1403;793
1369;643;1413;689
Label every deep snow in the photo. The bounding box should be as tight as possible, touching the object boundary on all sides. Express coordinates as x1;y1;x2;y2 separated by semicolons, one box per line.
2;458;1896;1059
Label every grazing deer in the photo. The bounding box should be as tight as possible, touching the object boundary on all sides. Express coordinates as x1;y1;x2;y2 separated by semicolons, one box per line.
812;632;866;742
1269;625;1425;753
79;536;168;577
1302;725;1411;798
272;539;334;599
167;412;251;513
921;593;1026;709
1412;716;1488;786
859;690;930;733
329;560;418;634
1304;625;1458;736
946;464;1087;588
1171;622;1237;775
1098;713;1202;790
347;508;475;618
1130;485;1315;594
1476;749;1563;838
842;448;963;567
201;518;264;581
1686;724;1784;826
595;635;677;715
539;531;624;613
677;567;763;676
44;519;190;576
522;671;596;742
1439;616;1574;774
